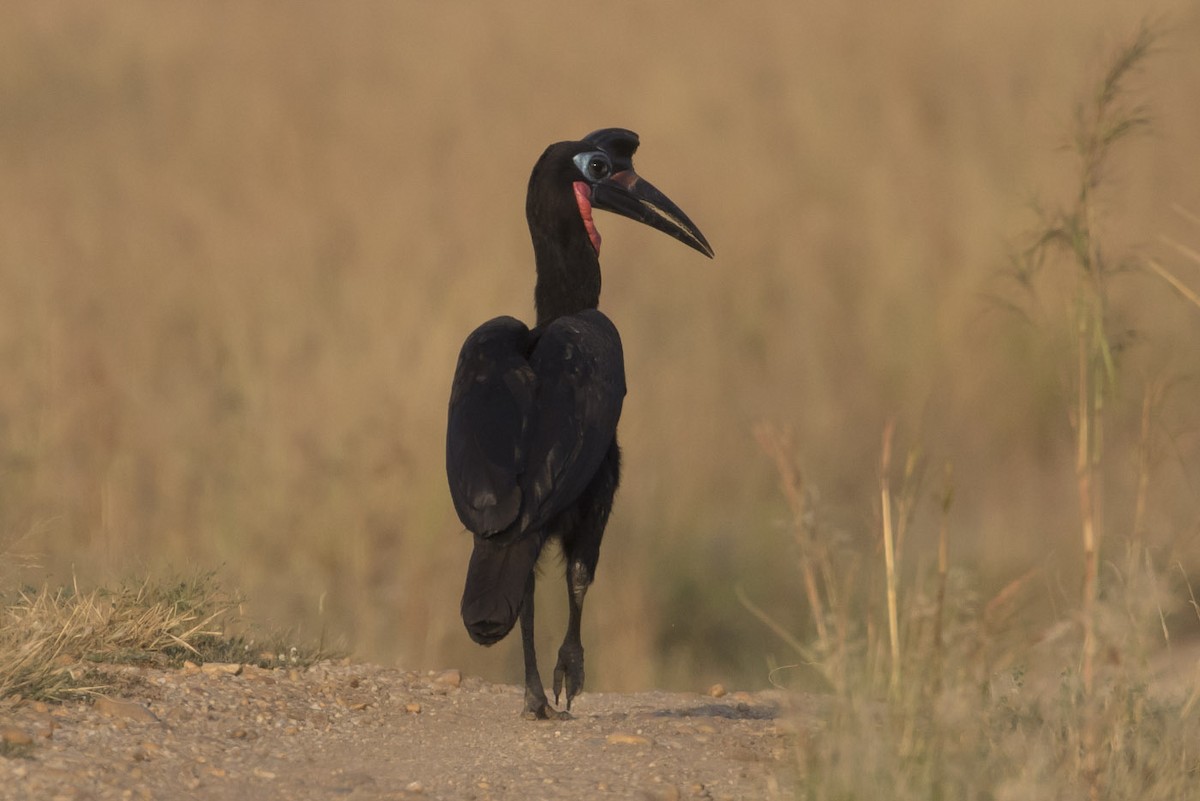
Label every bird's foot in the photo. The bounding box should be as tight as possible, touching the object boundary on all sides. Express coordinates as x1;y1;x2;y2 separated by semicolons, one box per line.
521;700;573;721
522;683;572;721
553;642;585;711
522;685;572;720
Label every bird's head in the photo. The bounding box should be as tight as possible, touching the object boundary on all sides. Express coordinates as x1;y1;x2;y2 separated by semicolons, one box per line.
527;128;714;260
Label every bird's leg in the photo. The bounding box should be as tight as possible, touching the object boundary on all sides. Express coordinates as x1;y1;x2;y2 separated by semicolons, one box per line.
553;559;590;710
520;571;567;720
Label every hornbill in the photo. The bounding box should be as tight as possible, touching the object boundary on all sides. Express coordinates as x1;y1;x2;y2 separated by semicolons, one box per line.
446;128;712;719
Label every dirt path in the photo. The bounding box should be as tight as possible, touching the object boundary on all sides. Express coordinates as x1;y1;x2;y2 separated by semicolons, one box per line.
0;662;802;800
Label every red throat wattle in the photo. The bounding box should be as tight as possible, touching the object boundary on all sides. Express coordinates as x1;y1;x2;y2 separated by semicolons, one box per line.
573;181;602;255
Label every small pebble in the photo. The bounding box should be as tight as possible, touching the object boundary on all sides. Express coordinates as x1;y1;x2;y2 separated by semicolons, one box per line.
1;727;33;746
606;732;652;746
433;669;461;689
644;784;681;801
94;697;160;725
201;662;243;677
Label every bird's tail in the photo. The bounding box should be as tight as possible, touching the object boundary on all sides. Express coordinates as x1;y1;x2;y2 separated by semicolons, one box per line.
461;533;542;645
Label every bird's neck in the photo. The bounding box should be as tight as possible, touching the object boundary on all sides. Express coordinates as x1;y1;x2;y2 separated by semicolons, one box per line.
533;237;602;326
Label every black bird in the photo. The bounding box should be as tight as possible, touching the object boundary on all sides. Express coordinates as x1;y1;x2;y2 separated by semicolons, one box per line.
446;128;712;719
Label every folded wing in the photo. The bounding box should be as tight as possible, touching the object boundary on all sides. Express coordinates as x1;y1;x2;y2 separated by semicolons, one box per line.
446;310;626;540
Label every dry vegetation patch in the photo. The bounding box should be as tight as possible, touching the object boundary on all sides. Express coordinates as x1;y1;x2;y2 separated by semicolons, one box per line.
737;26;1200;799
0;574;329;703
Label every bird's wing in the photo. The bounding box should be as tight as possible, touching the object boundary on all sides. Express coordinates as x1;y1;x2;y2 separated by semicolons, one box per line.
445;310;626;538
518;309;625;531
446;316;537;535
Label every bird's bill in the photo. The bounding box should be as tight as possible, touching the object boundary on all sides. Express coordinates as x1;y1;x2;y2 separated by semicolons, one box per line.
590;170;714;258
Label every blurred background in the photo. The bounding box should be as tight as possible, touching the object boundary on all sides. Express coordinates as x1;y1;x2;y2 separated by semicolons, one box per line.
2;1;1199;692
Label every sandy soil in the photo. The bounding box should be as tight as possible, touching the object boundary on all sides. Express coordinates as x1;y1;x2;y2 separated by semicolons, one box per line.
0;662;803;801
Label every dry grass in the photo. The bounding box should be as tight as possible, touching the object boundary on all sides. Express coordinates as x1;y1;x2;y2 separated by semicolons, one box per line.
741;28;1200;797
751;418;1200;797
1;1;1199;693
755;424;1200;799
0;573;328;702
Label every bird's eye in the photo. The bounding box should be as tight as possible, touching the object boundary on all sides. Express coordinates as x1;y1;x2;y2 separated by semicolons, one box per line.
573;151;611;181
